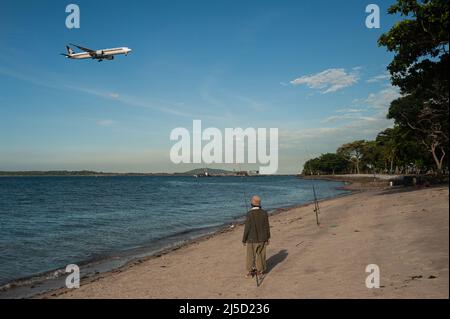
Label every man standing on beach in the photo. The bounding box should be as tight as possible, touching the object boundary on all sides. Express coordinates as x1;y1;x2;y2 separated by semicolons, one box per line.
242;195;270;278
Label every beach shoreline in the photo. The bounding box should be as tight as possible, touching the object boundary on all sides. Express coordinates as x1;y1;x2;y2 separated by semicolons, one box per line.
33;181;448;299
1;177;352;299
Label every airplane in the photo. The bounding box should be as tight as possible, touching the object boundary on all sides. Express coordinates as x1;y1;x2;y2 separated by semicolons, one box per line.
61;44;132;62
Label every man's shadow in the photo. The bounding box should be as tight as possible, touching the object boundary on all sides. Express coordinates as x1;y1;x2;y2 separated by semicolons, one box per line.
257;249;288;287
266;249;288;274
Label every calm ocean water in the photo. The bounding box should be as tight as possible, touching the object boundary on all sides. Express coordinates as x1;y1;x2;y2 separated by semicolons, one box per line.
0;175;348;291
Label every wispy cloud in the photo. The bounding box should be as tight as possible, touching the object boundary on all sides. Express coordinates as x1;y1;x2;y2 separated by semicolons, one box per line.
0;67;223;120
69;85;195;117
279;116;393;152
279;86;401;152
335;108;364;113
0;66;61;91
290;68;359;93
323;86;400;123
199;76;267;113
366;72;390;83
96;119;117;126
65;85;208;118
109;92;120;99
233;94;267;112
321;114;377;124
364;87;400;110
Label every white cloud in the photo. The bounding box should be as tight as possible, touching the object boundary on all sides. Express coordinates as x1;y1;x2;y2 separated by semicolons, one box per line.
335;108;364;113
96;119;116;126
279;116;393;151
290;68;359;93
321;114;377;124
365;87;400;110
366;73;390;83
278;86;401;154
320;87;400;124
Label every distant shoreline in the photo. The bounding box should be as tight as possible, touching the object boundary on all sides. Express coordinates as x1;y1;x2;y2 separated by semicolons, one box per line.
0;172;180;177
0;171;294;177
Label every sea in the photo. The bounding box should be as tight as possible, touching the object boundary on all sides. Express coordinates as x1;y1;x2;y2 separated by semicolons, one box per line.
0;175;349;297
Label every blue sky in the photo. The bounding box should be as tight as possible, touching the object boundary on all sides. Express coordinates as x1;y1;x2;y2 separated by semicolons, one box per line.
0;0;402;173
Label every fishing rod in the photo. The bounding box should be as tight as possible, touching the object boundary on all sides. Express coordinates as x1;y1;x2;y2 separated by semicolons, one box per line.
312;182;320;226
305;146;320;227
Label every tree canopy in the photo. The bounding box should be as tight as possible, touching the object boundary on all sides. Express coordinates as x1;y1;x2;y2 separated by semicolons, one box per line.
379;0;449;172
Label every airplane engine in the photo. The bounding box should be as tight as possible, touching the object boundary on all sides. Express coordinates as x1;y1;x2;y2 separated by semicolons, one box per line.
105;56;114;60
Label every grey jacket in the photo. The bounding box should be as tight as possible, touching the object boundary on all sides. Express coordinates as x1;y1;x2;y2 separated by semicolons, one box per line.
242;208;270;243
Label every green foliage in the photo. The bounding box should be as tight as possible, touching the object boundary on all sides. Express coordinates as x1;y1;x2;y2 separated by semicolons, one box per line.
303;153;349;175
378;0;449;172
337;140;367;174
302;126;436;175
378;0;449;92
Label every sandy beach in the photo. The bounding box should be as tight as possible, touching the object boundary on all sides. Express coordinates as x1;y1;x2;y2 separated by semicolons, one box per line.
41;185;449;299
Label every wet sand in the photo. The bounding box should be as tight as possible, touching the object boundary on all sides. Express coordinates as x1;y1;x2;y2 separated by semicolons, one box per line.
41;185;449;299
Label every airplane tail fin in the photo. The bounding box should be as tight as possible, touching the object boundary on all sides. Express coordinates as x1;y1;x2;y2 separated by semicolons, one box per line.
66;45;74;55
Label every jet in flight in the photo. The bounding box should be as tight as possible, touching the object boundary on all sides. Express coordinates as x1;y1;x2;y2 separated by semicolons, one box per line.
62;44;132;62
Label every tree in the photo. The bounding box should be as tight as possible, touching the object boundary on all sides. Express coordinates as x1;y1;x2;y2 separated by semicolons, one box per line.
378;0;449;172
362;141;384;173
337;140;367;174
378;0;448;93
375;128;399;173
302;153;348;175
318;153;349;175
303;157;321;175
388;93;448;171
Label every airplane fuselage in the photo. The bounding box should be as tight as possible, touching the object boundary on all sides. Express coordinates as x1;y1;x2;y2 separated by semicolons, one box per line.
66;47;132;61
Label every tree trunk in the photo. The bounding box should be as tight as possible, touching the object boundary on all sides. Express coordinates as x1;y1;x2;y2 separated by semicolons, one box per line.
430;142;446;173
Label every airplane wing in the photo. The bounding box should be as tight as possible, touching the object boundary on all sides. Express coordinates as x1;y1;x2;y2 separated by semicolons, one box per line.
69;44;96;53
